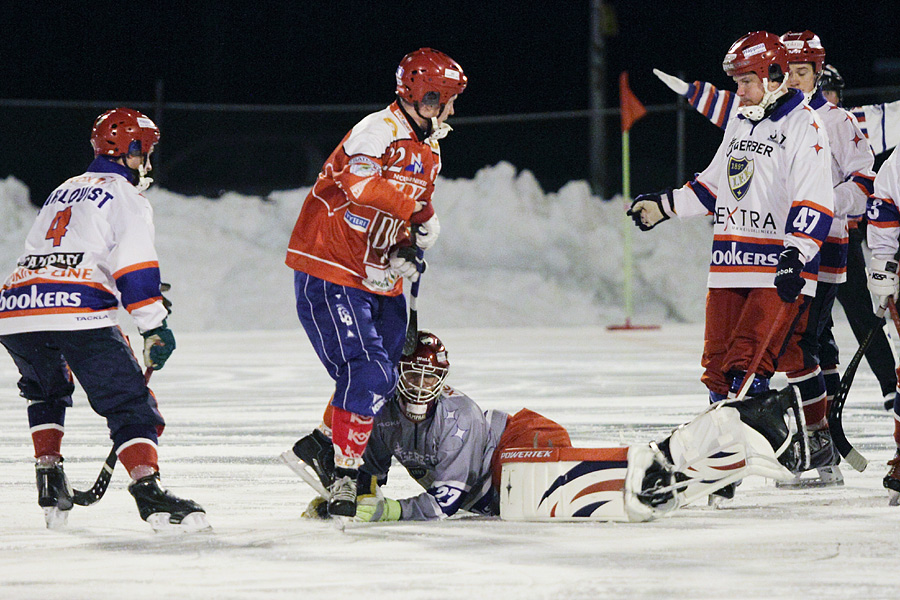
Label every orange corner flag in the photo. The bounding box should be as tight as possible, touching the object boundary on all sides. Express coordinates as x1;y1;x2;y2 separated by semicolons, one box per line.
619;71;647;132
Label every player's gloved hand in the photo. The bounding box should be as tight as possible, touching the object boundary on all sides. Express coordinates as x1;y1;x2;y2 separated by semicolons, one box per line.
354;487;402;522
141;321;176;370
301;496;329;519
415;214;441;251
626;190;674;231
409;200;435;225
774;246;805;303
389;246;425;282
867;257;900;303
652;68;690;96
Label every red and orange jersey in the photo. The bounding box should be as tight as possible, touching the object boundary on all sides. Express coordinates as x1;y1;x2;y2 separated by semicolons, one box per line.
286;102;442;295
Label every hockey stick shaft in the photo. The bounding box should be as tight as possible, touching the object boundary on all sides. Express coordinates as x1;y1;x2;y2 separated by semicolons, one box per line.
828;300;889;472
402;244;425;356
734;302;790;402
72;367;154;506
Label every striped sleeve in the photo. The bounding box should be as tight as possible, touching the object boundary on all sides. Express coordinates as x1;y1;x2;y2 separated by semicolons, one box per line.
867;146;900;259
685;81;739;130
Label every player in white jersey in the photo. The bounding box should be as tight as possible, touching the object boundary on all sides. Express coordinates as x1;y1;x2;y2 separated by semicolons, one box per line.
628;32;834;409
655;61;900;412
0;108;207;531
297;331;811;522
769;31;876;487
864;145;900;504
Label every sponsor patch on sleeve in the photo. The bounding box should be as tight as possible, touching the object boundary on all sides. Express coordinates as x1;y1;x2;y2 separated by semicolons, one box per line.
348;155;380;177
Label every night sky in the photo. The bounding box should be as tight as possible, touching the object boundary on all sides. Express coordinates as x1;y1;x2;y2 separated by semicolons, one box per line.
2;1;898;202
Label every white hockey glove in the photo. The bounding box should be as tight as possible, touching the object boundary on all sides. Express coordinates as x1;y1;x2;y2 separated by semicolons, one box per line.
389;246;423;282
652;68;690;96
415;214;440;251
626;190;674;231
868;257;900;302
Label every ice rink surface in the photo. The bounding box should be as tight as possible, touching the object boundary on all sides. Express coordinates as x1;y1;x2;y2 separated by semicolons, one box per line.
1;321;898;600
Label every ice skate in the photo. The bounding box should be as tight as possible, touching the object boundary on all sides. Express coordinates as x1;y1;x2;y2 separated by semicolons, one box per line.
128;473;210;533
884;450;900;506
776;428;843;489
279;429;334;498
328;473;357;518
36;457;74;529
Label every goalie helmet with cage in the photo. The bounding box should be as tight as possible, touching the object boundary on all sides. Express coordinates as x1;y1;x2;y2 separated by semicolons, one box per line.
395;48;467;110
722;31;789;121
397;330;450;422
91;108;160;158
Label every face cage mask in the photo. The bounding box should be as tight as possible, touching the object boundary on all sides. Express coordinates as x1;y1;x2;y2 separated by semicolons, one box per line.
397;362;448;422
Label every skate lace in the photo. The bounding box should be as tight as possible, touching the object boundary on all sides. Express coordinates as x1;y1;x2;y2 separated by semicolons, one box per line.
330;476;357;503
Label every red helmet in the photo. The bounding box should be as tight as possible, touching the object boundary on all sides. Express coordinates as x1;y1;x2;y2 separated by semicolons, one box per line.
91;108;160;158
780;31;826;72
722;31;788;82
395;48;467;106
397;330;450;422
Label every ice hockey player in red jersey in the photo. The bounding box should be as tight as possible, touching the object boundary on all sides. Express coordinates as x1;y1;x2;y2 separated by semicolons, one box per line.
628;32;833;410
0;108;208;532
281;49;467;518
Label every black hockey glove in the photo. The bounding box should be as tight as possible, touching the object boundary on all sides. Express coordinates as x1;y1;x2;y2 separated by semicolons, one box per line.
627;190;674;231
774;246;805;303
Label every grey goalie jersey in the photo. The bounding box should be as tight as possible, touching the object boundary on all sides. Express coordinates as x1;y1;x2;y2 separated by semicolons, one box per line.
360;386;509;520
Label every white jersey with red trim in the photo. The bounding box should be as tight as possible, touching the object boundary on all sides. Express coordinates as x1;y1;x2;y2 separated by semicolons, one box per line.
671;89;834;293
808;92;875;284
867;146;900;259
0;158;167;335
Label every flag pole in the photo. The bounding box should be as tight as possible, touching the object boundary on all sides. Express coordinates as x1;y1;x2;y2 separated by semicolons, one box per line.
608;71;659;331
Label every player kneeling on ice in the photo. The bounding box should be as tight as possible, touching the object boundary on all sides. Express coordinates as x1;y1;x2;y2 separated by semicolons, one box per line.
299;331;810;523
0;108;208;532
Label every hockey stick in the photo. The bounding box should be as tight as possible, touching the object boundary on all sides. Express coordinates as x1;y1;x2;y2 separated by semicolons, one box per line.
72;367;153;506
402;242;426;356
828;300;889;472
734;302;790;402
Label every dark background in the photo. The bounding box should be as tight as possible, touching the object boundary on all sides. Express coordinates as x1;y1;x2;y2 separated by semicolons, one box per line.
2;1;898;205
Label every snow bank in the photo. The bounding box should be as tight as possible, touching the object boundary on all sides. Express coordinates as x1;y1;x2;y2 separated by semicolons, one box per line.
0;164;713;332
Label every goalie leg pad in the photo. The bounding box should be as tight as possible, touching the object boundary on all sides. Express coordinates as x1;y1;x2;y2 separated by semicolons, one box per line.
665;390;804;507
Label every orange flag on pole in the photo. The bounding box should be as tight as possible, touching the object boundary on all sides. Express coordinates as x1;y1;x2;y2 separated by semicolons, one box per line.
619;71;647;132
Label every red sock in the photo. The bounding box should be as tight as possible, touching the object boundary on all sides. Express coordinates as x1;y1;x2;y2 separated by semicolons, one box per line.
331;406;373;470
117;439;159;477
32;425;63;458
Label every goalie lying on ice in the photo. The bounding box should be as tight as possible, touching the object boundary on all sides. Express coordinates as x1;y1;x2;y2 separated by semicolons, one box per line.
294;331;809;523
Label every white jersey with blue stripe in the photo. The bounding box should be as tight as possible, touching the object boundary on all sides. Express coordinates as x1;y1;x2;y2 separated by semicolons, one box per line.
671;89;834;293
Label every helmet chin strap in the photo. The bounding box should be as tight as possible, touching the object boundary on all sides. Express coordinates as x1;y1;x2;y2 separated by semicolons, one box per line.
136;162;154;192
738;78;788;121
428;117;453;141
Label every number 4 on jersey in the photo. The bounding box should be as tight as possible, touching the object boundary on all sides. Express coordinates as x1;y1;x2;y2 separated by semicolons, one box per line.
45;207;73;247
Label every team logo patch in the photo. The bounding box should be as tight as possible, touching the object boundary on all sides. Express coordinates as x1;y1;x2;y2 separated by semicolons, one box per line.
728;156;754;200
348;155;379;177
404;153;424;174
343;210;370;232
